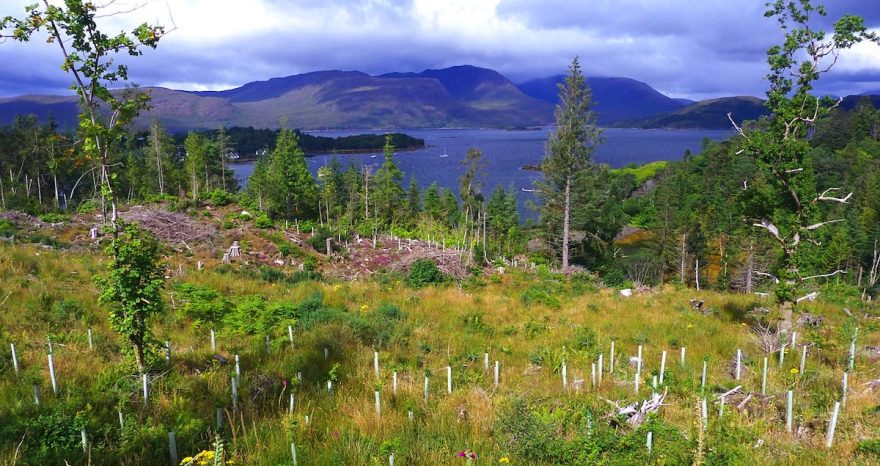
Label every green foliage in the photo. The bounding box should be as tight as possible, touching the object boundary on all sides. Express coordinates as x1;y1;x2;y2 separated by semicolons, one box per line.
372;135;406;226
209;189;234;206
858;439;880;458
76;199;100;214
307;227;336;253
407;258;446;287
537;56;604;270
253;214;273;229
37;213;66;223
735;2;880;314
95;222;165;371
249;126;318;220
174;283;233;325
521;285;561;309
0;219;16;237
610;160;669;185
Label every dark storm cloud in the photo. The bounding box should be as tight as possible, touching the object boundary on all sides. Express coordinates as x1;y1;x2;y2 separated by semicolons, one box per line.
0;0;878;100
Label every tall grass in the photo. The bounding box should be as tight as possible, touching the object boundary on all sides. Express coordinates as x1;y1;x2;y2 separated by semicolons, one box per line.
0;242;878;465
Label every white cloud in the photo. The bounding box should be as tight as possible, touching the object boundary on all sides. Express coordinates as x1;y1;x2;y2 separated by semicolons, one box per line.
0;0;878;99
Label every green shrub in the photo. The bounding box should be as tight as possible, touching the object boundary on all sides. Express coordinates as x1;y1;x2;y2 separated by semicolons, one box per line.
307;227;336;253
407;258;446;287
570;326;597;352
173;283;233;325
38;212;67;223
209;188;234;206
858;439;880;458
521;285;561;309
0;219;16;237
223;295;297;334
76;198;100;214
254;214;273;229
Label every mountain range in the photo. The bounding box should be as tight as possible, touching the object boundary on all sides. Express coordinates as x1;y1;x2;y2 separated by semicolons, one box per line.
0;65;874;131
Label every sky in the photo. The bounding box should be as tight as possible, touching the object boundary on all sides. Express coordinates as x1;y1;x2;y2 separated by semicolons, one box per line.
1;0;879;100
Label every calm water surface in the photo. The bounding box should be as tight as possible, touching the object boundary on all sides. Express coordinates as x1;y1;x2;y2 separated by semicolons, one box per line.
230;127;732;216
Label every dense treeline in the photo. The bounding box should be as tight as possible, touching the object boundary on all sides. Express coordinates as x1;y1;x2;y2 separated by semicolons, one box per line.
243;129;524;259
615;97;880;296
166;127;425;159
2;98;878;296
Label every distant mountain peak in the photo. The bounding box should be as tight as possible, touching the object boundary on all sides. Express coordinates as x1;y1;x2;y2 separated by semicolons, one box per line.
516;75;690;124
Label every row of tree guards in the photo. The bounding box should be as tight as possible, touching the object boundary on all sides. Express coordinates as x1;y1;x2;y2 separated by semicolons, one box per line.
5;323;862;462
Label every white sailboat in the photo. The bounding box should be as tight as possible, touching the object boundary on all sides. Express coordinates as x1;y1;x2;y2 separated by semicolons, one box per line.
440;146;449;158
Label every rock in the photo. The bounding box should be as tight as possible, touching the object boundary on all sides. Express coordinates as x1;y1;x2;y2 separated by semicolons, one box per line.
796;313;824;328
620;288;633;297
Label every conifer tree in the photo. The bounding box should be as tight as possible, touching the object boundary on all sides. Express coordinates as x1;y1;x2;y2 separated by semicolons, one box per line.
537;57;602;272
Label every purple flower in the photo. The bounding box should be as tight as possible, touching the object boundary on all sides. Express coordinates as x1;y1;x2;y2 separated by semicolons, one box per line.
458;451;467;458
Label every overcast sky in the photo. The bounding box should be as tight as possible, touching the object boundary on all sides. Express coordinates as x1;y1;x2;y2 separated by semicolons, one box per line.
1;0;879;100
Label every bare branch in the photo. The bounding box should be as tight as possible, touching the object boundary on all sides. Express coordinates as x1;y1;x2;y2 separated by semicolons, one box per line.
754;271;780;284
801;270;846;281
753;220;783;244
815;188;853;204
785;168;804;174
94;2;147;18
804;219;844;231
728;113;750;141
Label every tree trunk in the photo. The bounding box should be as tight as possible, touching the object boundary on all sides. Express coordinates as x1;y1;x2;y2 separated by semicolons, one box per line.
778;300;793;335
562;176;571;272
679;233;687;285
745;240;754;294
53;172;60;209
364;171;370;220
154;129;164;195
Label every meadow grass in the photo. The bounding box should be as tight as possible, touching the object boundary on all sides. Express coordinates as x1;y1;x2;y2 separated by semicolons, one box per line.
0;241;878;465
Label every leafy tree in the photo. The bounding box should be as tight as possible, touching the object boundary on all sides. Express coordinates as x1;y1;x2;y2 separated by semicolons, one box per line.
143;118;177;196
732;0;879;331
318;154;343;226
215;126;233;192
2;0;165;224
459;148;487;221
184;132;209;200
95;222;165;372
537;57;602;272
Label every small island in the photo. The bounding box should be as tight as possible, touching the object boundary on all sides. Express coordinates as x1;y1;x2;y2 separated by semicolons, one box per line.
170;127;425;161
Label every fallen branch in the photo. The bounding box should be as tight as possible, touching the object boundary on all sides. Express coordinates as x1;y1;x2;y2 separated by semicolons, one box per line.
737;393;754;410
717;385;742;400
796;291;820;303
604;388;668;428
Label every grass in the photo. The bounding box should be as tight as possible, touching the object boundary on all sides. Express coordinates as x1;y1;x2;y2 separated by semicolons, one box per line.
611;161;669;185
0;240;879;465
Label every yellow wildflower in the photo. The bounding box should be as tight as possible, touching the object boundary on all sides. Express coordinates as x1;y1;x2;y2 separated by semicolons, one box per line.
687;324;694;329
790;368;799;374
180;457;193;466
500;457;510;463
360;304;368;312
